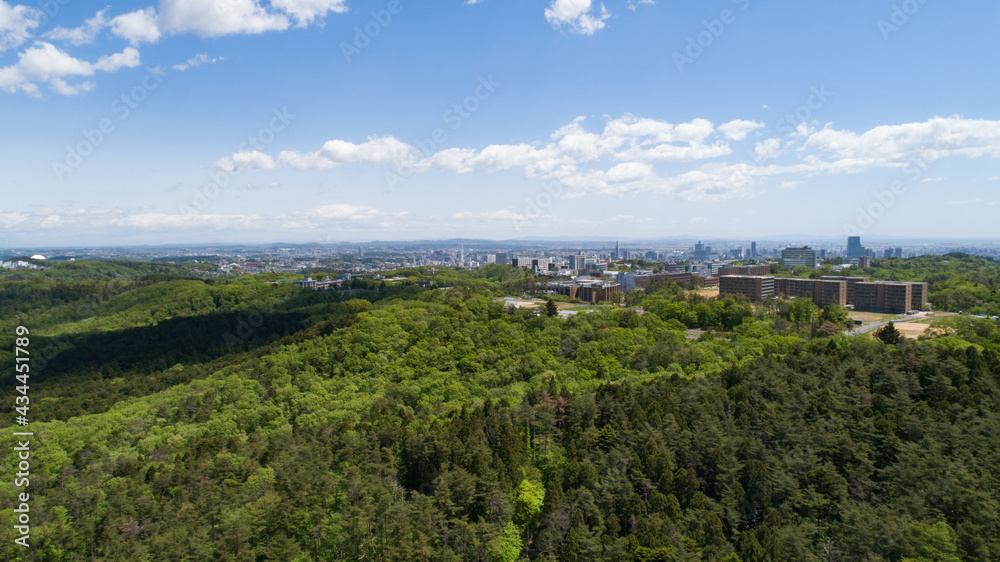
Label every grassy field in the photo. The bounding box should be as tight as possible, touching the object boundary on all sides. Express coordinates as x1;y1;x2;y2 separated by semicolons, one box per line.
849;311;903;323
895;321;932;338
495;297;588;310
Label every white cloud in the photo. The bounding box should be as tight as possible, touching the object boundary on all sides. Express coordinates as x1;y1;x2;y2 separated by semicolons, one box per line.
217;116;1000;202
154;0;350;38
216;150;277;172
454;209;556;222
93;47;142;72
173;53;224;71
545;0;610;35
269;0;348;27
753;138;782;161
280;204;386;230
608;214;636;222
277;137;419;170
43;9;109;46
627;0;654;10
0;206;425;237
111;8;162;45
802;116;1000;164
988;176;1000;181
159;0;289;37
718;119;765;141
920;177;943;183
0;42;140;96
0;211;29;229
0;1;41;52
108;212;264;230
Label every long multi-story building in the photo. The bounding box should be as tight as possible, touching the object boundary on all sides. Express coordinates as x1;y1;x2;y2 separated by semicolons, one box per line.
720;274;927;313
719;275;775;302
855;282;912;314
615;271;717;292
718;264;771;276
820;276;927;311
821;276;870;304
773;277;848;307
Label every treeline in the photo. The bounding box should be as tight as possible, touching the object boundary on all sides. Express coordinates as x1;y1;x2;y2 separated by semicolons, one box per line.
1;327;997;560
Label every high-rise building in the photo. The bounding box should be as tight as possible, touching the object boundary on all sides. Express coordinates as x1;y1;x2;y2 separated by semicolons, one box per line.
858;255;872;268
895;248;904;259
496;251;510;265
847;236;864;260
358;246;364;258
614;241;620;260
751;241;758;259
781;246;818;268
693;241;710;262
459;246;465;265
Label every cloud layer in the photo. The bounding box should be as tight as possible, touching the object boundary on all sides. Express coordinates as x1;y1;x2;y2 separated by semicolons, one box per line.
544;0;610;36
0;0;351;96
215;115;1000;201
0;42;140;96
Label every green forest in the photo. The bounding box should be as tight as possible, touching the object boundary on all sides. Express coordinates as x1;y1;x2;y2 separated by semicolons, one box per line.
1;255;999;561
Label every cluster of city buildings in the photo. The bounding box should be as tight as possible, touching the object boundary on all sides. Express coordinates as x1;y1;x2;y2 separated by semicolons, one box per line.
775;237;906;269
295;272;409;291
719;274;928;314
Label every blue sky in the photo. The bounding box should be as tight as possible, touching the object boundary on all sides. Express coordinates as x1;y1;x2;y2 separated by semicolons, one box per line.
1;0;999;246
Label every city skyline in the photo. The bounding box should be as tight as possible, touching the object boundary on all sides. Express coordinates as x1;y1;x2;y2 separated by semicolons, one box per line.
2;0;1000;246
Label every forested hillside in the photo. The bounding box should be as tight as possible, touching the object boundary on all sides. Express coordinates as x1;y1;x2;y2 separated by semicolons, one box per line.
1;257;999;561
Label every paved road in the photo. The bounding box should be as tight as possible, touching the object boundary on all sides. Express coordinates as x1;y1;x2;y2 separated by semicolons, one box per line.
849;321;888;337
849;317;928;337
